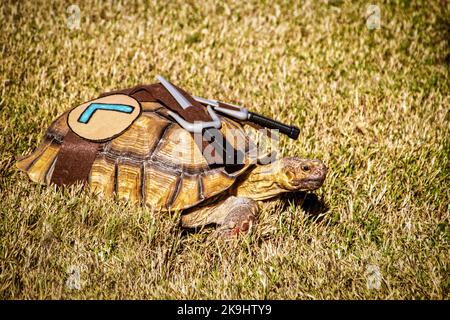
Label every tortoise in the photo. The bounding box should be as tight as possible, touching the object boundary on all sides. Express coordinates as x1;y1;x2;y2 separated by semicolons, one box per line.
16;84;327;237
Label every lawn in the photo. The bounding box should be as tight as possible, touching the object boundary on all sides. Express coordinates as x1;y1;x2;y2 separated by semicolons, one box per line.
0;0;449;299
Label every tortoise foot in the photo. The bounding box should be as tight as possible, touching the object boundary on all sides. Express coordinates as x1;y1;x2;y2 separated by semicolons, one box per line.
210;197;257;239
211;220;254;239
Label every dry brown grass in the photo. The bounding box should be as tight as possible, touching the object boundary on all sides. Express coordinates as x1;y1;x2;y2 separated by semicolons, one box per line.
0;0;449;299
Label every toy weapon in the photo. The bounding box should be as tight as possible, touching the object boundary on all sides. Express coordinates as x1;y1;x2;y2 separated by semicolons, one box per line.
193;96;300;140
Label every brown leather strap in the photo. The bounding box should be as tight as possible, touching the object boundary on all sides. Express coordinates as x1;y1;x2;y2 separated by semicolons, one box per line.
51;130;100;186
100;84;212;123
99;83;238;166
149;83;213;122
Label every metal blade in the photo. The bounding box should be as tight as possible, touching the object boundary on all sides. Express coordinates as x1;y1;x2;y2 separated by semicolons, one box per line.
193;96;249;120
192;96;219;108
167;105;221;133
156;75;192;109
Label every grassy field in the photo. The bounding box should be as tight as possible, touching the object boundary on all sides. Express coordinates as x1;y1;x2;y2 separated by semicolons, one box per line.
0;0;449;299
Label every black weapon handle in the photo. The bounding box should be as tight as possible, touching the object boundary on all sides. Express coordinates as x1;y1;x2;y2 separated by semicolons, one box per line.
248;112;300;140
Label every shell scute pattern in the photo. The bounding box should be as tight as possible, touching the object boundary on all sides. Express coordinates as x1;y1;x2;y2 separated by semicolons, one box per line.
109;113;171;159
18;102;264;211
16;112;69;184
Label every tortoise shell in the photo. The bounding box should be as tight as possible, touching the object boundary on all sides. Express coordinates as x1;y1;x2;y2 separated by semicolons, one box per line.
17;100;277;211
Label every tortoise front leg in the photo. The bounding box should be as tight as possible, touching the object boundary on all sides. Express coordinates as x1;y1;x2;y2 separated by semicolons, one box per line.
181;196;258;238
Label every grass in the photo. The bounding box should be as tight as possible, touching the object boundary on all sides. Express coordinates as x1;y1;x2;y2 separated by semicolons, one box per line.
0;0;449;299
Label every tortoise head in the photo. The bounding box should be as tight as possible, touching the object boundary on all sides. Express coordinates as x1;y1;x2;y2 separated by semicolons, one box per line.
277;157;328;192
235;157;328;201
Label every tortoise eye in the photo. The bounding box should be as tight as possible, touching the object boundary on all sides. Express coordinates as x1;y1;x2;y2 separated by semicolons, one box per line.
302;165;310;172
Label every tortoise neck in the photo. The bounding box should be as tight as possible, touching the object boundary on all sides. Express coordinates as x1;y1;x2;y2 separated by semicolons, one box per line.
234;161;286;200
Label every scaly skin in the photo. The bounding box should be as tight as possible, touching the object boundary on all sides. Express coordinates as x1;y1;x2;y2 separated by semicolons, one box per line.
181;157;328;237
234;157;328;200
